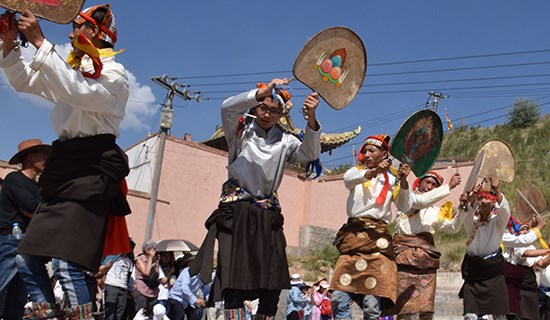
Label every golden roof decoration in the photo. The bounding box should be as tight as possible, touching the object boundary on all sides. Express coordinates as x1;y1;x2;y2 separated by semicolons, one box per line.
200;113;361;155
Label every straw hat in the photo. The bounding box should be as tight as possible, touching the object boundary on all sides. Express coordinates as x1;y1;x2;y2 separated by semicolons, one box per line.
313;276;327;287
9;139;51;165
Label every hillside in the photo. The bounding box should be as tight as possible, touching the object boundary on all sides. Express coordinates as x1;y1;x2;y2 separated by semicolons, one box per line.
439;113;550;216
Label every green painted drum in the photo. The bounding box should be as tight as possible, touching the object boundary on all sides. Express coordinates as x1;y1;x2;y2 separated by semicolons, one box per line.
390;109;443;177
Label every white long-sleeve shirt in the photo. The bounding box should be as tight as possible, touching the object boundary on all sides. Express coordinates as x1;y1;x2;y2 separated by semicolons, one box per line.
452;196;511;257
343;166;411;222
502;230;538;248
502;231;542;266
395;185;461;234
221;89;321;197
0;40;129;140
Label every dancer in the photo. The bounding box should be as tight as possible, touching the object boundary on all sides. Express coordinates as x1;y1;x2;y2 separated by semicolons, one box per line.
392;171;462;320
330;135;412;320
190;78;321;319
0;4;130;318
455;180;511;320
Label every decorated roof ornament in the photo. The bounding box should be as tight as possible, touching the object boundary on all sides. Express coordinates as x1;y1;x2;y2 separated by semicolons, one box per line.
201;113;361;155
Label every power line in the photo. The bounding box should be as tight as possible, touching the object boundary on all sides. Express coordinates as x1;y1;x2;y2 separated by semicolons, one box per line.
173;48;550;79
325;99;550;166
204;82;550;100
191;73;550;91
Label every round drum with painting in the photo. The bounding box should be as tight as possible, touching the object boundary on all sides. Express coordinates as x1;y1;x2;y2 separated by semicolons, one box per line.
390;109;443;177
293;26;367;110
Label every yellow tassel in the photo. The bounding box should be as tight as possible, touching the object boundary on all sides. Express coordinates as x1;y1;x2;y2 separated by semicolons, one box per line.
532;227;549;249
392;185;400;200
438;201;454;221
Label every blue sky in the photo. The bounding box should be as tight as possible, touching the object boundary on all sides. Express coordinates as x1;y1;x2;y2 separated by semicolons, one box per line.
1;1;549;169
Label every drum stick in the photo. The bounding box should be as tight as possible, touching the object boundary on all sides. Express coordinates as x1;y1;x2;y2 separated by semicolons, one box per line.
452;159;458;174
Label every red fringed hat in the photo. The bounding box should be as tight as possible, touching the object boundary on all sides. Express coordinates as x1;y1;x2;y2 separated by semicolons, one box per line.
412;171;444;191
74;4;118;45
423;171;444;185
477;190;497;201
357;134;390;163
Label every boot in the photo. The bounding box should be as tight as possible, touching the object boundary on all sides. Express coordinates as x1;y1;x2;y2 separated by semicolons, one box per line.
64;302;94;320
224;308;246;320
23;301;64;320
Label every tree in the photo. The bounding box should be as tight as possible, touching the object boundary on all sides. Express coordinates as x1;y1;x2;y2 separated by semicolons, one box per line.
507;98;540;128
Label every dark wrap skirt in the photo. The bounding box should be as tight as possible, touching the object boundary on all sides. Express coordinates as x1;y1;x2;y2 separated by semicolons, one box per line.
189;200;290;306
459;251;510;315
18;134;130;271
504;262;540;320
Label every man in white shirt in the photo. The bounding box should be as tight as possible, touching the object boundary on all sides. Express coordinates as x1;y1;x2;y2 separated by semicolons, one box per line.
0;4;130;319
330;134;412;320
392;171;461;320
502;215;549;319
454;180;510;320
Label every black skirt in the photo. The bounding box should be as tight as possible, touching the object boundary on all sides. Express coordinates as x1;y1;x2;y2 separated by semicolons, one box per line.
460;251;510;315
190;201;290;305
18;134;130;271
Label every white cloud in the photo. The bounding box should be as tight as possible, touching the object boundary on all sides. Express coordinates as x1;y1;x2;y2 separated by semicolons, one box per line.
121;71;159;130
1;43;158;129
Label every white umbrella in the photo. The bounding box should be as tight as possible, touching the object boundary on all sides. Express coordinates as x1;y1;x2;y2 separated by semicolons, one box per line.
156;239;199;252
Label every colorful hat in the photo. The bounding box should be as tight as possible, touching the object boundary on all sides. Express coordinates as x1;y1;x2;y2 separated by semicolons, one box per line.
256;83;293;113
476;190;497;201
74;4;117;45
413;170;444;190
506;214;523;235
363;134;390;150
357;134;390;163
422;171;444;186
9;139;51;165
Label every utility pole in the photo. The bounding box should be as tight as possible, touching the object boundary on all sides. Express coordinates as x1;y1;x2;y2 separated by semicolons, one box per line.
144;75;206;241
426;91;449;112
